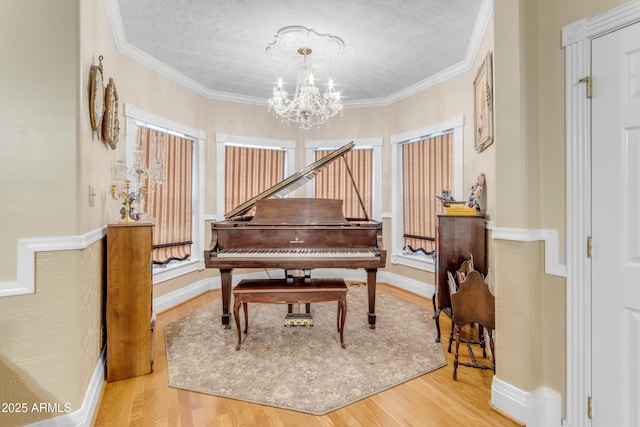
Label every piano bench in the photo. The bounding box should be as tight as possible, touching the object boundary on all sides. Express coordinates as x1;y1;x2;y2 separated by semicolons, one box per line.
232;278;348;351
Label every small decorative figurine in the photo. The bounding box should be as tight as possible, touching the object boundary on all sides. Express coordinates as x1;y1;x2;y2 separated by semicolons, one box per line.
467;173;486;210
441;190;455;202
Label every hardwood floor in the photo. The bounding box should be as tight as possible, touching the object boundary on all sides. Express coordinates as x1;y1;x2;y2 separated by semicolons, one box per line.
92;283;523;427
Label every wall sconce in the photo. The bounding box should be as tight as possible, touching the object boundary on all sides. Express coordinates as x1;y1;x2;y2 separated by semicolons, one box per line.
110;131;164;223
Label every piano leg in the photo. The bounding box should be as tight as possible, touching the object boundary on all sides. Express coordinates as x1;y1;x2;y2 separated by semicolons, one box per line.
366;268;377;329
220;268;232;328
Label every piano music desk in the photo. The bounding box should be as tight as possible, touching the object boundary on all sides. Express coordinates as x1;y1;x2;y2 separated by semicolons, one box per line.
233;278;348;350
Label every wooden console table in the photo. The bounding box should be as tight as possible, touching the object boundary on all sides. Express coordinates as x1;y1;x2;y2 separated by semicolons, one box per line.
434;215;486;345
106;219;154;382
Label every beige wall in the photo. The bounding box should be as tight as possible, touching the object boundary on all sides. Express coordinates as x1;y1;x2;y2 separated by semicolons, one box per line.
490;0;629;404
0;243;104;426
0;0;78;282
532;0;629;402
0;1;89;425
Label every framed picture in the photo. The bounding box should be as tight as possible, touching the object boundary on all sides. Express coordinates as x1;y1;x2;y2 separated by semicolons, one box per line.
89;56;104;132
473;51;493;152
102;77;120;150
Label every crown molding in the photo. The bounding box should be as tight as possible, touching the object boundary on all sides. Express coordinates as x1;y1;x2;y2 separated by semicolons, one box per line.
103;0;494;108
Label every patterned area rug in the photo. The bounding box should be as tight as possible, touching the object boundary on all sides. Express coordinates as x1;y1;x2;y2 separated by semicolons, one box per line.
164;284;446;415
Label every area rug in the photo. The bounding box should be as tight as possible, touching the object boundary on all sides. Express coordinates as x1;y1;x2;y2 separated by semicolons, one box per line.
164;284;446;415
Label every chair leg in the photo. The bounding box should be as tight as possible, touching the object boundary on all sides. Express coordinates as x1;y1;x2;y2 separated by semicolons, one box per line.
489;330;496;373
478;324;486;358
433;295;441;343
447;319;455;353
453;325;462;380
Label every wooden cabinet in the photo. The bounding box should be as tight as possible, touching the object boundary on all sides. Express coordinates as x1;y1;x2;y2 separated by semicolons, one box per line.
433;215;486;341
106;220;154;382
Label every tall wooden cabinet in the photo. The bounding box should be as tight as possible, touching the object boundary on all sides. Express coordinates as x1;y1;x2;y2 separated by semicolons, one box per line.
106;219;154;382
433;215;486;342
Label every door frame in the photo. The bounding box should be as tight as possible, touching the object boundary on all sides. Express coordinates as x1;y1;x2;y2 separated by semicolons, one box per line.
562;3;640;426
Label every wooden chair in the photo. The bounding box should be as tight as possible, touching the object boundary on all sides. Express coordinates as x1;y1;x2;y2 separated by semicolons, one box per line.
450;270;495;380
446;259;475;353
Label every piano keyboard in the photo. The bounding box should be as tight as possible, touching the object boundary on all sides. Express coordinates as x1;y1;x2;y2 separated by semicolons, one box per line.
216;248;378;258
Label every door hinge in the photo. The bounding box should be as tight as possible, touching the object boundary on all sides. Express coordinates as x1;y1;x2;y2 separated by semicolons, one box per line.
578;76;592;98
587;396;592;419
587;236;593;258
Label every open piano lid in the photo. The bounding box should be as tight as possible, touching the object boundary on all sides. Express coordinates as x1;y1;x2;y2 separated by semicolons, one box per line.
224;141;356;220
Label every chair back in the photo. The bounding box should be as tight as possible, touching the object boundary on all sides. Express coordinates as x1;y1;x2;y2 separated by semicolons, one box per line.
450;270;495;329
457;259;474;275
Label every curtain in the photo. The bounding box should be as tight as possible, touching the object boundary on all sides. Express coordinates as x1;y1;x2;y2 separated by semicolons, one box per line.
140;127;193;265
402;133;453;253
314;148;373;219
225;145;286;213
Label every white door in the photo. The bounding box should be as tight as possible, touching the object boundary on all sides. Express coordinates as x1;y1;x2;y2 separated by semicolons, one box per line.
592;21;640;426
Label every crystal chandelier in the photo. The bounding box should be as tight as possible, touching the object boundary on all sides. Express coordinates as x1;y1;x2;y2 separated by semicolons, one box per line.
266;26;345;130
268;47;343;129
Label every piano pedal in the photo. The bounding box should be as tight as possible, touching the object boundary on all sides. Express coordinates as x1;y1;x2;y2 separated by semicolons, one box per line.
285;269;312;284
284;313;314;327
346;281;366;288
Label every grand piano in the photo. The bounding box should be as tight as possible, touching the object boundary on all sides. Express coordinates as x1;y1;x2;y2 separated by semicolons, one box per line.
205;142;386;328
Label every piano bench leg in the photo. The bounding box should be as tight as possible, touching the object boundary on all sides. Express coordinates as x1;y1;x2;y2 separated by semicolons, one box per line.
338;297;347;348
243;302;248;334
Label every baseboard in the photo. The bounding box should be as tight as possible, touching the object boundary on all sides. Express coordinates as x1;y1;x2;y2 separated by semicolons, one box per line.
492;377;562;427
151;269;435;315
26;350;105;427
378;270;434;299
153;277;217;313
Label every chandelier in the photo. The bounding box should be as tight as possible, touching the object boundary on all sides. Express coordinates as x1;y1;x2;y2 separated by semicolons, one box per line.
266;26;344;130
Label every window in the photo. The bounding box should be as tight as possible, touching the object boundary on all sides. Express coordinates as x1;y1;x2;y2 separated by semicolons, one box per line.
124;104;205;284
215;134;296;220
138;126;193;266
305;138;383;221
224;144;286;214
313;147;373;219
391;115;463;271
401;131;453;254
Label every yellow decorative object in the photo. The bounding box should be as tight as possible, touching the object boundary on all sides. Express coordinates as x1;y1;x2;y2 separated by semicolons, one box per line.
446;206;477;216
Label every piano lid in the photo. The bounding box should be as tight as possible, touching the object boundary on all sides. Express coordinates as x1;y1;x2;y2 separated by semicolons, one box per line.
224;141;356;220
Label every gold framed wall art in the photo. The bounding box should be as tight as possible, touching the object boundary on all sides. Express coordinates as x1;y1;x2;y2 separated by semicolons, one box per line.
102;77;119;149
89;56;104;132
473;51;493;152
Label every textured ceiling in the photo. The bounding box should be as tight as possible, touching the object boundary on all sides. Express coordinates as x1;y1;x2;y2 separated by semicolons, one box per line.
106;0;490;107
